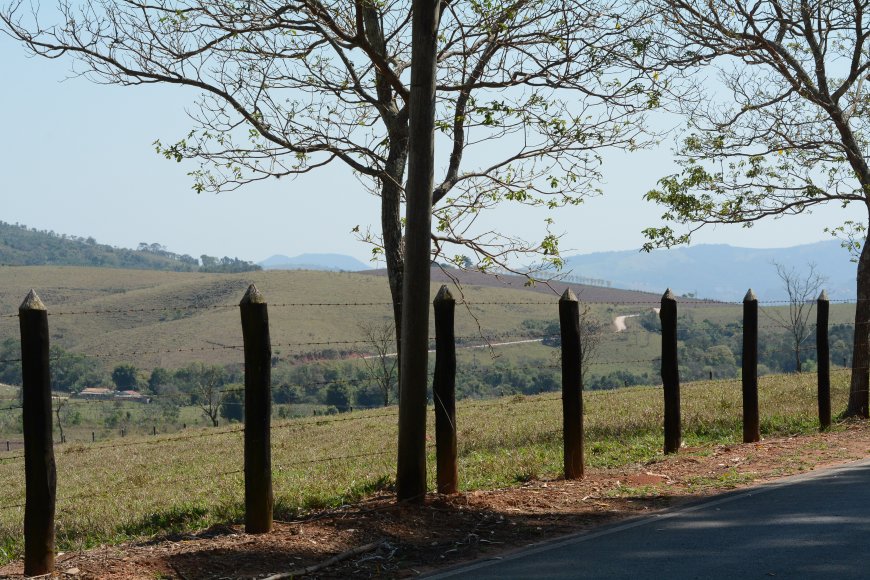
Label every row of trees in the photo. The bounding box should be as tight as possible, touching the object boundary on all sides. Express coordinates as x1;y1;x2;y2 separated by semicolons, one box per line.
638;310;854;380
0;222;198;271
0;221;261;272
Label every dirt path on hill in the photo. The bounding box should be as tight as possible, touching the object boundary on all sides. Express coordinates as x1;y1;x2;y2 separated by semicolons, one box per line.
613;308;660;332
5;422;870;579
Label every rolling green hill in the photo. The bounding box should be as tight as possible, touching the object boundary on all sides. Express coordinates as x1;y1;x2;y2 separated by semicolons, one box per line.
0;265;856;368
0;266;658;369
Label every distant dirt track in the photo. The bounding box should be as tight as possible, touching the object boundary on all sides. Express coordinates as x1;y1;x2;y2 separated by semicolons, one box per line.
614;307;660;332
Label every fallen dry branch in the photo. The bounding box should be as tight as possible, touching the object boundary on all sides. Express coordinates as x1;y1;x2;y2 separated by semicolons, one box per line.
262;539;386;580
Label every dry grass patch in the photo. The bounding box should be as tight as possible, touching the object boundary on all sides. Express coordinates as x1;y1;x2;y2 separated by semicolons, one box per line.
0;370;855;565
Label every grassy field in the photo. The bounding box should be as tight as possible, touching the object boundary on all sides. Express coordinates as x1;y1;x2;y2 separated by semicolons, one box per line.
0;370;853;563
0;266;661;370
0;398;342;446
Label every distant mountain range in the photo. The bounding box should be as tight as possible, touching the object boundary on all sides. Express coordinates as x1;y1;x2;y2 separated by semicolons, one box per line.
258;253;371;272
559;240;856;301
3;219;857;301
310;240;856;302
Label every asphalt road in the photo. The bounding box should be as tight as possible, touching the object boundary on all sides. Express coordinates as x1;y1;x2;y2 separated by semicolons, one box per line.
426;458;870;579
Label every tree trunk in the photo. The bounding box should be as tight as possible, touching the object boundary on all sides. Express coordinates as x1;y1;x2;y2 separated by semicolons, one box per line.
795;347;801;374
396;0;440;503
847;233;870;418
55;405;64;444
363;3;408;375
381;138;408;379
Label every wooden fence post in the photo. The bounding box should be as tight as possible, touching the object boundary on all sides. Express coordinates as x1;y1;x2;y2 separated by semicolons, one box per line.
742;289;760;443
240;284;273;533
19;290;56;576
559;289;583;479
433;286;458;495
817;290;831;431
660;289;681;454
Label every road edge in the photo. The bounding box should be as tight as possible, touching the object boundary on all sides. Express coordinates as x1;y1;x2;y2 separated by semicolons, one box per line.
423;456;870;578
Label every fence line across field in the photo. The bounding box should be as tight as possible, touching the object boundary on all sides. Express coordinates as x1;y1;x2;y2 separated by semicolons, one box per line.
3;362;864;459
2;296;863;321
1;283;860;573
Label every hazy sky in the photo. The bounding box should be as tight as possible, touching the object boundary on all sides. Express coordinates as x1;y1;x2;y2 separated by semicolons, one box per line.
2;32;865;267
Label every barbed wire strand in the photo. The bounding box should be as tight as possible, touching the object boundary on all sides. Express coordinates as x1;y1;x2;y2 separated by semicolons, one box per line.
1;297;865;320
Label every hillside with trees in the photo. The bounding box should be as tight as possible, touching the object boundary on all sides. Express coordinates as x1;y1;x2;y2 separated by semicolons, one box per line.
0;266;856;425
0;221;260;273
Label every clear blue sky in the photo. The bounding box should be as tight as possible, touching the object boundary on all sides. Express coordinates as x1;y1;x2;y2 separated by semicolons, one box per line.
1;33;864;267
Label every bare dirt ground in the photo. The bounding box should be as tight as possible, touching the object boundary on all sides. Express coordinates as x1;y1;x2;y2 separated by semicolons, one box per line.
4;421;870;579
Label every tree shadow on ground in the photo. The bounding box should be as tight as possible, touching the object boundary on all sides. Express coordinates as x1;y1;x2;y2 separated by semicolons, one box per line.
160;490;685;579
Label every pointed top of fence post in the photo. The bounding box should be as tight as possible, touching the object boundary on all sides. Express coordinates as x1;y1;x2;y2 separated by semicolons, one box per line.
560;288;577;303
744;288;757;302
662;288;676;301
19;289;46;312
434;285;454;304
240;284;266;305
818;289;829;302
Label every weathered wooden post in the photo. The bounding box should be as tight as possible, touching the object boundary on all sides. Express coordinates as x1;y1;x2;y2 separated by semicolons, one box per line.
743;289;760;443
240;284;273;533
19;290;56;576
559;289;583;479
817;290;831;431
660;289;681;454
433;286;458;494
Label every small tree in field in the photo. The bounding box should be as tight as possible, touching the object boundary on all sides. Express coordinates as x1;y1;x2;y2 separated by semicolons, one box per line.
325;382;353;414
179;363;227;427
579;306;604;387
112;364;138;391
767;262;826;373
551;304;604;388
359;321;398;407
220;387;244;423
53;396;69;443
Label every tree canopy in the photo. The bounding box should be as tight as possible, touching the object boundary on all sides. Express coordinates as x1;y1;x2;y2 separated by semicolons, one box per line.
1;0;659;351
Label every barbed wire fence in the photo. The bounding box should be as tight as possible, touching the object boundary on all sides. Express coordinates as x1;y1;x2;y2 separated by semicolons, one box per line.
0;291;859;436
0;285;863;566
